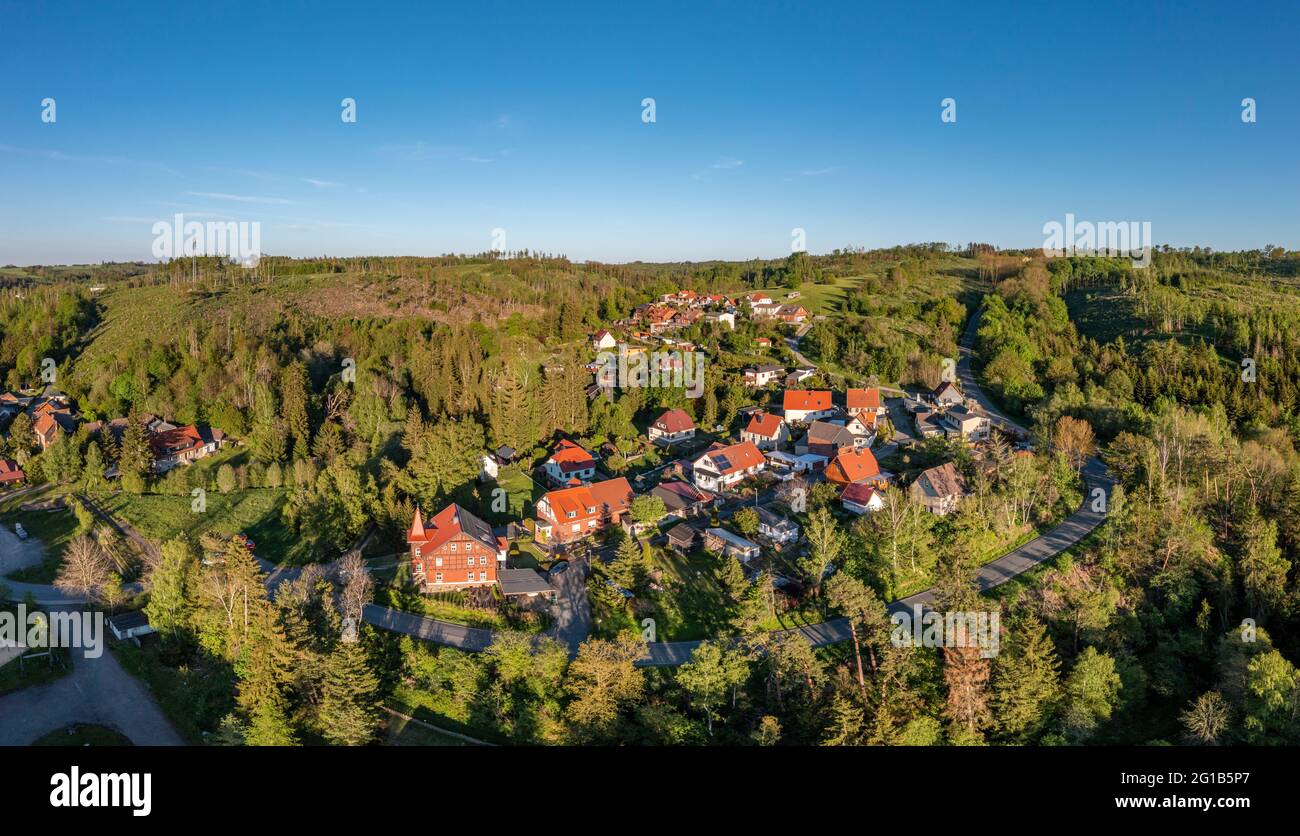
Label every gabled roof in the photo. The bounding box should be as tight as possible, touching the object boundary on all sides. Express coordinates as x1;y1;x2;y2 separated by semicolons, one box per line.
840;482;881;506
697;440;765;476
744;410;785;438
783;390;832;412
652;408;695;434
846;387;881;411
804;420;854;446
824;447;881;485
914;461;968;499
651;480;714;511
933;380;962;400
548;439;596;472
542;477;635;521
408;503;503;554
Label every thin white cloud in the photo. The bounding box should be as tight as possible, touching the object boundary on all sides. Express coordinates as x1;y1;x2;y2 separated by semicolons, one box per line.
800;167;834;176
185;191;295;205
712;158;745;169
302;177;342;188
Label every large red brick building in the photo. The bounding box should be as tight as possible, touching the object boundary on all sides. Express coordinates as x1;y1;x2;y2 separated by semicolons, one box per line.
407;504;508;591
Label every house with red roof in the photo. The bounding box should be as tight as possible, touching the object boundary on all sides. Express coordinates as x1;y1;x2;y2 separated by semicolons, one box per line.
407;504;508;591
650;480;715;520
782;389;834;423
742;410;789;450
840;482;886;515
846;387;885;416
691;440;766;492
824;447;887;488
543;439;597;486
534;477;635;547
591;329;617;351
648;408;696;445
150;424;225;472
0;459;26;486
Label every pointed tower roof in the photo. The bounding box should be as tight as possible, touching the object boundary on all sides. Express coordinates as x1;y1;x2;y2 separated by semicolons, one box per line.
408;506;426;542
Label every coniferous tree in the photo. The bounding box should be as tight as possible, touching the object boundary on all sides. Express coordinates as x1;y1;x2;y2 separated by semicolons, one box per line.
318;639;383;746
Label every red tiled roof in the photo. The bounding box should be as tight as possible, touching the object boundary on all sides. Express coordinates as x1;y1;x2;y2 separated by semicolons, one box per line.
0;459;25;482
652;408;695;434
783;390;832;412
846;387;881;410
548;439;596;472
407;503;500;554
825;447;881;485
700;440;765;476
840;482;881;507
542;477;635;523
745;411;784;438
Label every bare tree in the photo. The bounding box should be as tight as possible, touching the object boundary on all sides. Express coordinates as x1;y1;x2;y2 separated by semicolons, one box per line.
333;551;374;626
54;534;111;602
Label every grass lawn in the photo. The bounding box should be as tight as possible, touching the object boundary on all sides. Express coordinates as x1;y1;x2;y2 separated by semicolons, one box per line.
33;723;132;746
0;486;79;584
0;647;71;695
374;563;547;632
642;546;734;641
754;276;863;317
102;487;313;565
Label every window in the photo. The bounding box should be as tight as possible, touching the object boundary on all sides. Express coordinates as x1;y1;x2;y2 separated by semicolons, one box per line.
435;556;443;567
479;555;487;565
571;524;581;533
450;542;457;551
434;572;442;583
413;547;421;557
479;571;487;582
566;510;576;519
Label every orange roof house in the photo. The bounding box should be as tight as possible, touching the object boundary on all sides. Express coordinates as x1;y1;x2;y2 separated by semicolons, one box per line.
535;477;636;546
782;390;834;422
543;439;598;485
846;387;883;413
824;447;884;486
691;440;766;492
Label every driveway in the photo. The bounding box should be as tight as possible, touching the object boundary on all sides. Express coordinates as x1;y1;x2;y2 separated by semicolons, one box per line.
546;557;592;655
0;642;185;746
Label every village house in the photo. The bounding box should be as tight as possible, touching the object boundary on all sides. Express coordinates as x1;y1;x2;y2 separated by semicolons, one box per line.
691;440;766;493
840;482;886;515
845;410;880;441
742;410;789;450
940;404;990;441
748;292;773;306
543;439;597;486
782;389;834;424
910;461;969;516
651;480;715;521
534;477;635;547
784;366;817;386
407;504;508;591
0;459;26;486
777;304;809;324
751;301;784;318
743;364;784;388
150;424;225;472
915;410;943;438
932;380;965;407
756;505;800;546
823;447;888;488
647;408;696;445
704;527;761;564
591;329;617;351
755;337;772;349
798;420;865;459
846;387;886;417
703;311;735;329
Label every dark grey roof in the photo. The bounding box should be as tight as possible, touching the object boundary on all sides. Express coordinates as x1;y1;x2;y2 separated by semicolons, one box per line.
499;568;553;596
666;522;701;546
108;610;150;631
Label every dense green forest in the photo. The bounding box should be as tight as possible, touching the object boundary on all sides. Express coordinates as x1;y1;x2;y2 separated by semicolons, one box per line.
3;244;1300;746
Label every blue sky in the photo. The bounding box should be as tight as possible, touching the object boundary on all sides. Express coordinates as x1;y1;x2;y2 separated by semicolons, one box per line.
1;0;1297;265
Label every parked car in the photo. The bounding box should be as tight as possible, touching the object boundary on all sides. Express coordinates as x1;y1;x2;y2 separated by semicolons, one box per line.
13;522;27;539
